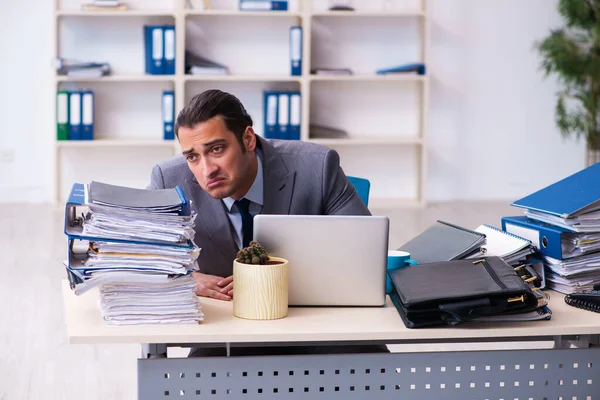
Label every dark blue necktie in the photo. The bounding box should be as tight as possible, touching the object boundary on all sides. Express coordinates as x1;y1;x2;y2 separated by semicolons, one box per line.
236;198;253;248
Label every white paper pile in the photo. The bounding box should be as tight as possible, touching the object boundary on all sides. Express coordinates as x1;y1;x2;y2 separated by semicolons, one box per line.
64;181;203;325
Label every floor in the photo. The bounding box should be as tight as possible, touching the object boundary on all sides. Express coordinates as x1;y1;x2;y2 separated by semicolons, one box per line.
0;201;523;399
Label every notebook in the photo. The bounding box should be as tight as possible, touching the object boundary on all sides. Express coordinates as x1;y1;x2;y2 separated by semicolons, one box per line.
397;220;486;264
470;224;534;264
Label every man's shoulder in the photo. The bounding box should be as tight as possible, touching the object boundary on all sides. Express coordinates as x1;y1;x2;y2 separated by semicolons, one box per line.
154;154;188;187
268;138;333;162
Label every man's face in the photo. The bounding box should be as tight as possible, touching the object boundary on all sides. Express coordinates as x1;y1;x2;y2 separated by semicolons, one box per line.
179;116;257;200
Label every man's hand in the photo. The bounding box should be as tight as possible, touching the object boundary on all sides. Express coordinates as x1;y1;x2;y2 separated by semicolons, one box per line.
193;272;233;301
218;275;234;298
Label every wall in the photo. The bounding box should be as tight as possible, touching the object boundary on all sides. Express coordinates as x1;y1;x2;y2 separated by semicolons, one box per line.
0;0;586;203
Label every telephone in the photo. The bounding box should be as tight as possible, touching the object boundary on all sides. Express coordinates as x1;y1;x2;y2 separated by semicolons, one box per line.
565;284;600;313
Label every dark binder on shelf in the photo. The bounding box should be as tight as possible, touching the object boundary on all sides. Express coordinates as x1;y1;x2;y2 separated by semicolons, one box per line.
388;256;540;328
397;220;486;264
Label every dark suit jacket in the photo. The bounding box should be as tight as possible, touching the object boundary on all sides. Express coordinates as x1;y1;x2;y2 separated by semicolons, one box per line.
148;136;370;277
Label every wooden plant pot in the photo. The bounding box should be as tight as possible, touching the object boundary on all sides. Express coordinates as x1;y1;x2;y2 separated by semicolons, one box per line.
232;257;289;320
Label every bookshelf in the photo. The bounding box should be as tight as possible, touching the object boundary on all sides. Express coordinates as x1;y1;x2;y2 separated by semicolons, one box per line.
53;0;429;208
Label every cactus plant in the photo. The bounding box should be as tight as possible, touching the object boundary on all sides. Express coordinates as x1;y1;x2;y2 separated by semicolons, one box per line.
236;240;270;265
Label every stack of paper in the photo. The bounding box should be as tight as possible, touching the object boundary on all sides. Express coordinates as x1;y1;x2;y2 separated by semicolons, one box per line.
508;163;600;294
63;181;203;325
99;276;203;326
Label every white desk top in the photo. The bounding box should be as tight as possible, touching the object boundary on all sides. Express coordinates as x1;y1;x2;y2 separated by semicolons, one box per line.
62;280;600;345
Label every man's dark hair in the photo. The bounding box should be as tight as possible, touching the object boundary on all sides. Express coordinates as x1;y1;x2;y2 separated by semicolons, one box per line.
175;89;253;148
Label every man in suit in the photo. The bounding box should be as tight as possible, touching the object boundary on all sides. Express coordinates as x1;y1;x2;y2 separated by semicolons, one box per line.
149;89;370;300
149;89;383;356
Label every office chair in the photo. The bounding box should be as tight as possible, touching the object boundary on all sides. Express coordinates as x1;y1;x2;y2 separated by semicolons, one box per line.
347;176;370;207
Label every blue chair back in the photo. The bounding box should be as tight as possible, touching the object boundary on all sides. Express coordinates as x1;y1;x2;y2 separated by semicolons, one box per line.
347;176;370;207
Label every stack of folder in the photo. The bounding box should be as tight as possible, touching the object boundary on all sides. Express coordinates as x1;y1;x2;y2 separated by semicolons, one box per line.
63;181;204;326
502;163;600;294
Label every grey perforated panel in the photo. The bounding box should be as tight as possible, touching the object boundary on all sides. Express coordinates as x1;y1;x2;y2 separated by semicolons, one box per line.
138;348;600;399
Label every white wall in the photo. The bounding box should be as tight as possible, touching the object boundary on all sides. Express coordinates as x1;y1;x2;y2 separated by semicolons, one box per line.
0;0;54;203
0;0;586;203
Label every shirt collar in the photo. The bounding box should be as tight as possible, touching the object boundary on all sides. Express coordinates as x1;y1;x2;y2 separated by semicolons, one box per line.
222;147;264;212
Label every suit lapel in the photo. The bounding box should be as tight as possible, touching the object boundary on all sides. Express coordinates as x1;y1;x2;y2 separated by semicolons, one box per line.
185;175;238;258
259;137;296;215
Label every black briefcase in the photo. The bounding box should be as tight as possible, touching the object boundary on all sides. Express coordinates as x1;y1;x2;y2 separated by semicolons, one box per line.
388;256;539;328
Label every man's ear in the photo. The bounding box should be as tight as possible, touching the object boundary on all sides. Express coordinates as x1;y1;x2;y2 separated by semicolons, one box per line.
243;127;257;152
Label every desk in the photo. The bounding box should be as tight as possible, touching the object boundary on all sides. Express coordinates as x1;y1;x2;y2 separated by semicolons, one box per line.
62;281;600;399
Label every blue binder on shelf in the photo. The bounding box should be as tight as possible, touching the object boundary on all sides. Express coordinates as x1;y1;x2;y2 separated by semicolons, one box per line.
162;90;175;140
511;163;600;219
289;91;301;140
163;25;175;75
277;92;290;140
80;90;94;140
239;0;288;11
68;91;82;140
290;26;302;76
502;215;581;260
144;25;164;75
263;91;278;139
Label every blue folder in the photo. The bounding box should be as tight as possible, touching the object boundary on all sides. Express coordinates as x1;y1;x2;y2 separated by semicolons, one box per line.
501;215;572;260
511;163;600;218
144;25;164;75
376;63;426;75
64;183;192;246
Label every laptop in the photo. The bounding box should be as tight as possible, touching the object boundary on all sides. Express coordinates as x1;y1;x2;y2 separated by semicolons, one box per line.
253;215;390;307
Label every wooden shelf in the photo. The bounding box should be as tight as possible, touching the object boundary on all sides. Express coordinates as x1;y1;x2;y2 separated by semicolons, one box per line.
56;139;175;148
311;11;425;18
55;10;175;17
309;74;426;82
53;1;430;206
184;75;301;82
185;10;303;17
56;75;175;83
308;137;423;146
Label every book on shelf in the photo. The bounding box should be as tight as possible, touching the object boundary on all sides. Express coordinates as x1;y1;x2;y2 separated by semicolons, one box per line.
311;68;353;76
81;0;128;11
185;50;229;75
55;57;111;78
